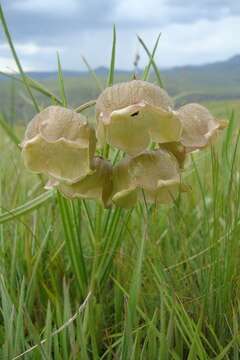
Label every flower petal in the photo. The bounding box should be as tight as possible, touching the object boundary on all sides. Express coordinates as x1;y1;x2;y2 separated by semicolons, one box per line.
112;188;139;209
128;150;180;191
96;80;173;121
21;106;96;183
145;103;182;143
145;178;184;204
22;134;94;183
57;157;113;207
97;101;182;156
96;80;176;155
112;157;139;208
178;103;225;151
160;142;186;168
112;149;186;208
104;103;150;155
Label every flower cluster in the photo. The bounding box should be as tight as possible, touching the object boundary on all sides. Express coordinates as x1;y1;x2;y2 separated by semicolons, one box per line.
21;80;226;208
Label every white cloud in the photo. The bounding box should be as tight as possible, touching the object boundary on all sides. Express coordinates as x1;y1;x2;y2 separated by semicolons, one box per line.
154;15;240;67
1;42;60;56
2;1;239;71
56;15;240;70
0;56;35;72
114;0;169;24
0;42;63;72
113;0;234;26
11;0;79;16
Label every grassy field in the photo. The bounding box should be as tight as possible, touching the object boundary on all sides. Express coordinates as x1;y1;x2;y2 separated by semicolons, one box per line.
0;88;239;360
1;11;240;359
0;96;240;359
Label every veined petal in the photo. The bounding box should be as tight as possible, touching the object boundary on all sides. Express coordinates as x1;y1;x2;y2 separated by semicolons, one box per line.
145;103;182;143
105;103;150;156
178;103;225;152
96;80;176;155
21;106;96;183
112;157;139;208
112;188;139;209
129;150;180;192
96;80;174;121
57;157;113;207
99;101;182;156
160;142;186;168
112;149;187;208
145;178;183;204
22;134;94;183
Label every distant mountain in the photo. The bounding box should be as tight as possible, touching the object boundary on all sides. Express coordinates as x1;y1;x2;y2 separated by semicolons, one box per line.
1;54;239;82
221;54;240;66
0;54;239;120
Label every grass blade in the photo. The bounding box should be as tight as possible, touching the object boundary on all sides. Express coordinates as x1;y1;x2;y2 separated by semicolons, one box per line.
138;35;164;88
142;33;161;81
57;52;68;106
0;112;20;147
0;71;63;105
0;190;55;224
0;5;40;112
57;193;88;297
82;56;103;91
107;25;116;86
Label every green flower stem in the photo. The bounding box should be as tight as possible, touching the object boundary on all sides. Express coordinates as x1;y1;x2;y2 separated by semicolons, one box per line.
103;143;110;159
75;99;96;113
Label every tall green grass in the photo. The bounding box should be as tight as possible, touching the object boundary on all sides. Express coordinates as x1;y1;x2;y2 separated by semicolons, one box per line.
0;5;240;359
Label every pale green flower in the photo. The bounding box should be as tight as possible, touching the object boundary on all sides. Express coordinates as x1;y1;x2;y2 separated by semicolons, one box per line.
160;103;227;167
21;106;96;183
178;103;227;152
96;80;182;156
112;149;187;208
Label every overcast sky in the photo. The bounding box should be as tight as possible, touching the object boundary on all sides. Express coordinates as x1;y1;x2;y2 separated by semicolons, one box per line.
0;0;239;72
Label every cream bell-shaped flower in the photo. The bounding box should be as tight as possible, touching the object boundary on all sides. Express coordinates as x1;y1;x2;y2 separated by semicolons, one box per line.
160;104;227;167
178;103;227;152
52;157;113;208
96;80;182;156
112;149;187;209
21;106;96;183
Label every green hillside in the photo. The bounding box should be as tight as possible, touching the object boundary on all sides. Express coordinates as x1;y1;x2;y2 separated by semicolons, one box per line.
0;54;240;123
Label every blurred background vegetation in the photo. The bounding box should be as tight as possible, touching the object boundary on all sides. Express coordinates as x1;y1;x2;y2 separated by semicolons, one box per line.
1;54;240;124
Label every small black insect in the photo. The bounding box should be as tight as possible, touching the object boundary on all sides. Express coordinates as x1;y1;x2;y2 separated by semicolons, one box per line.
131;111;139;117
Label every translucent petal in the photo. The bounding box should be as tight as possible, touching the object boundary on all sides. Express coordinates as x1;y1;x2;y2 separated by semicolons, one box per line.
160;142;186;168
178;103;224;152
112;188;139;209
98;101;182;156
128;150;180;191
95;80;178;155
23;106;92;143
21;106;96;183
112;157;139;208
145;103;182;143
145;178;184;204
112;149;186;208
22;135;94;183
57;157;113;207
105;103;150;155
96;80;174;120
